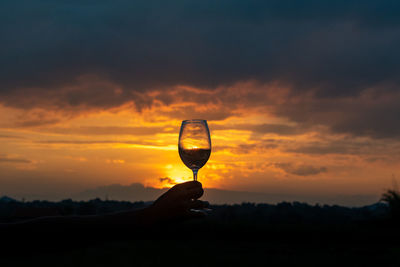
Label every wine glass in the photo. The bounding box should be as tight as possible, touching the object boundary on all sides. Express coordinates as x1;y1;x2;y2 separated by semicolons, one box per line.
178;119;211;181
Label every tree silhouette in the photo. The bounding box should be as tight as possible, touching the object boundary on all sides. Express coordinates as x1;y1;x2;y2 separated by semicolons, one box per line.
381;189;400;221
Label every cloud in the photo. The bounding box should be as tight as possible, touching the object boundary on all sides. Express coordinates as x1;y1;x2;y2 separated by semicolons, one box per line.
213;141;280;155
0;1;399;138
0;156;31;164
213;123;301;136
35;140;168;146
273;89;400;139
159;177;176;185
274;162;327;176
287;143;353;155
161;105;235;122
42;126;176;136
1;1;399;97
0;134;25;139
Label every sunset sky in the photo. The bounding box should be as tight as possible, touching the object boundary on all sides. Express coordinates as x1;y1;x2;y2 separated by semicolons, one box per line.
1;1;400;204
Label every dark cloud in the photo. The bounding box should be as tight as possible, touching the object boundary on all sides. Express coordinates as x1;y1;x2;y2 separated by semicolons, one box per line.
213;141;279;155
159;177;175;185
1;1;400;137
16;118;61;128
35;140;167;146
162;105;234;121
274;162;327;176
287;143;354;155
0;134;25;139
274;90;400;138
285;138;400;161
42;126;177;136
0;157;31;164
212;123;301;135
1;1;399;97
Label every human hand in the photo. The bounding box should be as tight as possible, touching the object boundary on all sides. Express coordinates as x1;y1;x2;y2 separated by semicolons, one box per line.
148;181;209;223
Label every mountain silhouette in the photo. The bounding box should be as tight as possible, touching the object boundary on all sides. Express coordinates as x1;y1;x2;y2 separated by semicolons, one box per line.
72;183;379;206
0;196;17;203
73;183;167;202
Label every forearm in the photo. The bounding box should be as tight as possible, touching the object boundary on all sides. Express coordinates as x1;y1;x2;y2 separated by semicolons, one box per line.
0;206;158;247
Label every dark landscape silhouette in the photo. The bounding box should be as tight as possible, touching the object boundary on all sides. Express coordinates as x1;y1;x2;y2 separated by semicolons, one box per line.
7;182;380;207
0;186;399;266
0;195;390;224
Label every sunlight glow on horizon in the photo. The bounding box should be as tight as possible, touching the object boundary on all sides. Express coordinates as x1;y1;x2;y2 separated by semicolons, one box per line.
0;88;398;201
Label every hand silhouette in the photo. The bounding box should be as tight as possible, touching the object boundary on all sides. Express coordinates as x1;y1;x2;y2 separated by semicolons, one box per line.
0;181;210;248
148;181;209;223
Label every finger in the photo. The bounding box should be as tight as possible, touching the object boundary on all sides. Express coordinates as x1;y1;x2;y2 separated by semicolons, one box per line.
188;200;209;209
169;181;203;200
183;186;204;200
173;181;202;191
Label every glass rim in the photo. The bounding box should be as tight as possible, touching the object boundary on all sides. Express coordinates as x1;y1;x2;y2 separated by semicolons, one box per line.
181;119;207;123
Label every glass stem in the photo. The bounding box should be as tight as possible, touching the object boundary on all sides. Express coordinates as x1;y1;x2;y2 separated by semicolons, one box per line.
192;169;198;181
